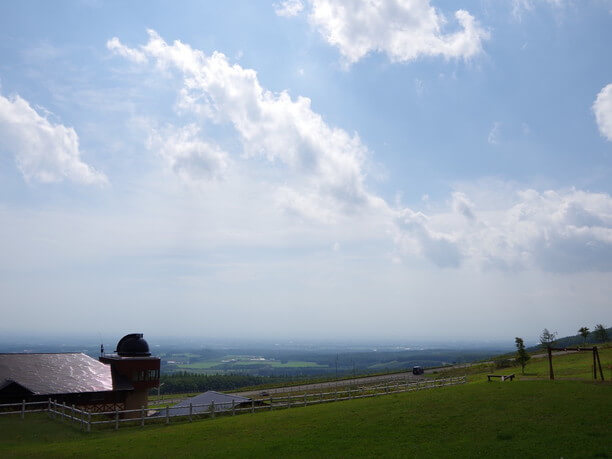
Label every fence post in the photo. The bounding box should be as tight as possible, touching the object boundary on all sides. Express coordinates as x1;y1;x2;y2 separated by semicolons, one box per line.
210;401;215;419
335;390;338;402
270;396;273;411
47;398;51;418
189;403;193;422
87;412;91;433
304;394;307;407
251;400;255;413
166;405;170;425
115;409;119;430
231;400;235;416
21;399;25;419
141;405;145;427
62;401;66;420
71;404;75;424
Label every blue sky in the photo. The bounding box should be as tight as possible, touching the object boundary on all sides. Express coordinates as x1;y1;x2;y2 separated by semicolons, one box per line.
0;0;611;343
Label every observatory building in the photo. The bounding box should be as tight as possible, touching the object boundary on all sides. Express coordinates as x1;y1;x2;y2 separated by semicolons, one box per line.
99;333;160;411
0;333;160;413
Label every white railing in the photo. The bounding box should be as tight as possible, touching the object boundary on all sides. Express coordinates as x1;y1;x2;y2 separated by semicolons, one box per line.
3;376;466;432
0;400;48;418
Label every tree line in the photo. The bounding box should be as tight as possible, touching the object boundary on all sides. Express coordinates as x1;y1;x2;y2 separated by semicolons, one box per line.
155;372;287;395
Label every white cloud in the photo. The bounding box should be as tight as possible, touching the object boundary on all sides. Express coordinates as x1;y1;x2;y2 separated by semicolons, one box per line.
488;121;501;144
274;0;304;17
287;0;488;65
593;83;612;141
512;0;566;22
394;207;463;268
394;187;612;272
0;93;107;185
108;31;612;274
108;30;387;220
106;37;147;64
148;124;229;183
512;0;564;21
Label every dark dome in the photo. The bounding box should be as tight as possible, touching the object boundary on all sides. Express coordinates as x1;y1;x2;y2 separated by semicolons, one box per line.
115;333;151;357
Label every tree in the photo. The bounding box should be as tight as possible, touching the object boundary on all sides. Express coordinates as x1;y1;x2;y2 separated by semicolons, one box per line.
578;326;590;344
539;328;557;348
515;337;530;374
593;324;609;343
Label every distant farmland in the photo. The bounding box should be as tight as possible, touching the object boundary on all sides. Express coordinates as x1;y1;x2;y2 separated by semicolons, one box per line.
175;356;328;372
160;348;502;376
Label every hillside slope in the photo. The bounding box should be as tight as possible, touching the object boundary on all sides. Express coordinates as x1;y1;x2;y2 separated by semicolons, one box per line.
2;380;610;458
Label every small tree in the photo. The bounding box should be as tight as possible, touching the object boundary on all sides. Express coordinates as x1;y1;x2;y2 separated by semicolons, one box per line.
515;337;530;374
539;328;557;348
593;324;608;343
578;326;590;344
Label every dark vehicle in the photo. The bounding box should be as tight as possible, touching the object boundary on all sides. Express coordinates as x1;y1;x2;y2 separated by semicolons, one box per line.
412;366;424;375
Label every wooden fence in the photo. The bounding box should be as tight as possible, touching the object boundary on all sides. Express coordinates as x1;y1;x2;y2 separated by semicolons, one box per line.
0;376;465;432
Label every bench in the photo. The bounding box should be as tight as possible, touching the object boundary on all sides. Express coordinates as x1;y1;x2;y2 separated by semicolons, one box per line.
487;374;515;382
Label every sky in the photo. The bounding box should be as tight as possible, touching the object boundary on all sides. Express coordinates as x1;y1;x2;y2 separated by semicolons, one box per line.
0;0;611;345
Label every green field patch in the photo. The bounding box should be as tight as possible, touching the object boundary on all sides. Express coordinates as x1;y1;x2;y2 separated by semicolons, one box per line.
175;355;329;371
176;361;223;370
231;360;327;368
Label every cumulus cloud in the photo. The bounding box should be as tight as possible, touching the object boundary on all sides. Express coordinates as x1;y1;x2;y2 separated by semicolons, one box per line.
108;31;612;273
0;93;107;185
593;83;612;141
394;187;612;272
282;0;488;65
108;30;386;219
395;208;463;268
274;0;304;17
106;37;147;64
148;124;229;183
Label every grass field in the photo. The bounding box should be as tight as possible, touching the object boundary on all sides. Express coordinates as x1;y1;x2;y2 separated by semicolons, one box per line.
433;345;612;382
175;355;328;372
2;380;610;458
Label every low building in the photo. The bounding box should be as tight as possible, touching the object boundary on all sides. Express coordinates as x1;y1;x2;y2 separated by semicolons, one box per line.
0;333;160;415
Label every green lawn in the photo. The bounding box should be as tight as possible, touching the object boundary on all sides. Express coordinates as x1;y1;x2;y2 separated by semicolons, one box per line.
433;345;612;383
2;380;610;458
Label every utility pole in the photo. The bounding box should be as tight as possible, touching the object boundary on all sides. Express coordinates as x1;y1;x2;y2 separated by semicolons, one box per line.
335;354;338;380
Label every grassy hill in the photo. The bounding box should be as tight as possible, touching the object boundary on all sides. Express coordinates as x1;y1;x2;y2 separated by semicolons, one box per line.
1;383;610;457
433;343;612;382
1;348;610;458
